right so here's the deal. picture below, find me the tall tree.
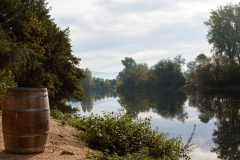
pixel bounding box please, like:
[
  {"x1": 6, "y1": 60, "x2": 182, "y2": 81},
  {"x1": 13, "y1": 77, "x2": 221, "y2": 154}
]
[
  {"x1": 82, "y1": 68, "x2": 95, "y2": 89},
  {"x1": 204, "y1": 3, "x2": 240, "y2": 62},
  {"x1": 0, "y1": 0, "x2": 85, "y2": 101}
]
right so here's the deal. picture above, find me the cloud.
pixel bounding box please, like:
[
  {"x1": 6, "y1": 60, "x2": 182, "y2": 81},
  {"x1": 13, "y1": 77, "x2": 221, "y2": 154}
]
[
  {"x1": 46, "y1": 0, "x2": 240, "y2": 72},
  {"x1": 189, "y1": 147, "x2": 217, "y2": 160}
]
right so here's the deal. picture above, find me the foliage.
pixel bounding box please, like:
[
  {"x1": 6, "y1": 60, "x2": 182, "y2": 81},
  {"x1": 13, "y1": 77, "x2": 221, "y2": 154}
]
[
  {"x1": 204, "y1": 3, "x2": 240, "y2": 61},
  {"x1": 0, "y1": 69, "x2": 17, "y2": 101},
  {"x1": 185, "y1": 61, "x2": 196, "y2": 84},
  {"x1": 0, "y1": 0, "x2": 85, "y2": 102},
  {"x1": 0, "y1": 26, "x2": 40, "y2": 79},
  {"x1": 117, "y1": 57, "x2": 138, "y2": 91},
  {"x1": 188, "y1": 53, "x2": 240, "y2": 87},
  {"x1": 51, "y1": 108, "x2": 197, "y2": 159},
  {"x1": 80, "y1": 109, "x2": 196, "y2": 159},
  {"x1": 117, "y1": 62, "x2": 149, "y2": 92},
  {"x1": 149, "y1": 55, "x2": 186, "y2": 90},
  {"x1": 121, "y1": 57, "x2": 137, "y2": 70},
  {"x1": 86, "y1": 148, "x2": 175, "y2": 160},
  {"x1": 117, "y1": 55, "x2": 186, "y2": 92},
  {"x1": 50, "y1": 108, "x2": 84, "y2": 130},
  {"x1": 183, "y1": 2, "x2": 240, "y2": 89}
]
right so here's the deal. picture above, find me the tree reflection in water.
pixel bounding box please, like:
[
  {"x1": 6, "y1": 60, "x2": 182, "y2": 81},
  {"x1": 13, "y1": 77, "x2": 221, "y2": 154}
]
[
  {"x1": 81, "y1": 90, "x2": 117, "y2": 112},
  {"x1": 117, "y1": 90, "x2": 188, "y2": 122},
  {"x1": 151, "y1": 90, "x2": 188, "y2": 123},
  {"x1": 52, "y1": 100, "x2": 80, "y2": 114},
  {"x1": 67, "y1": 89, "x2": 240, "y2": 159},
  {"x1": 188, "y1": 91, "x2": 240, "y2": 159}
]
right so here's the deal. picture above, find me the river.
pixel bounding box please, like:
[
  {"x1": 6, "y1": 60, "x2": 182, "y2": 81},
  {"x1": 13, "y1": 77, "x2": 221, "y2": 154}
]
[{"x1": 66, "y1": 90, "x2": 240, "y2": 160}]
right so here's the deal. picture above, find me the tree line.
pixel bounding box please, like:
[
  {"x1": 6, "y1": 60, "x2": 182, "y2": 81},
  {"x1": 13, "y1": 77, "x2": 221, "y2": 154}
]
[
  {"x1": 81, "y1": 68, "x2": 116, "y2": 90},
  {"x1": 118, "y1": 2, "x2": 240, "y2": 92},
  {"x1": 116, "y1": 55, "x2": 185, "y2": 92}
]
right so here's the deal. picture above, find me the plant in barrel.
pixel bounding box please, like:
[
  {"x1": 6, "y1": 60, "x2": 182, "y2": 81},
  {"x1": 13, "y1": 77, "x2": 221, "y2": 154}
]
[{"x1": 0, "y1": 0, "x2": 85, "y2": 154}]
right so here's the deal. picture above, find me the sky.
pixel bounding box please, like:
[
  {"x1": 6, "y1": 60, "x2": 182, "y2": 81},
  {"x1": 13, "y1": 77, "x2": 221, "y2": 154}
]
[{"x1": 46, "y1": 0, "x2": 239, "y2": 73}]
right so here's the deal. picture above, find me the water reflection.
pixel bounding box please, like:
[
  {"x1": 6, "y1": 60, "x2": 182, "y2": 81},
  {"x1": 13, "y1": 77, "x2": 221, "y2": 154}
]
[
  {"x1": 151, "y1": 91, "x2": 188, "y2": 123},
  {"x1": 52, "y1": 100, "x2": 79, "y2": 114},
  {"x1": 212, "y1": 117, "x2": 240, "y2": 159},
  {"x1": 82, "y1": 90, "x2": 117, "y2": 112},
  {"x1": 118, "y1": 90, "x2": 188, "y2": 122},
  {"x1": 187, "y1": 91, "x2": 240, "y2": 159},
  {"x1": 65, "y1": 89, "x2": 240, "y2": 159},
  {"x1": 117, "y1": 92, "x2": 152, "y2": 118}
]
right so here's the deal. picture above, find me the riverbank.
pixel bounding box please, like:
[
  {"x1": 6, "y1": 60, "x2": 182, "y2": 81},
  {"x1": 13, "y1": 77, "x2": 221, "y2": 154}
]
[{"x1": 0, "y1": 111, "x2": 97, "y2": 160}]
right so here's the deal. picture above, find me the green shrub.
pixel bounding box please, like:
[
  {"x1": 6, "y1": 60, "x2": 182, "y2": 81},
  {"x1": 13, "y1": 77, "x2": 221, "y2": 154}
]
[
  {"x1": 51, "y1": 108, "x2": 84, "y2": 130},
  {"x1": 86, "y1": 148, "x2": 167, "y2": 160},
  {"x1": 51, "y1": 108, "x2": 197, "y2": 159},
  {"x1": 80, "y1": 109, "x2": 197, "y2": 159}
]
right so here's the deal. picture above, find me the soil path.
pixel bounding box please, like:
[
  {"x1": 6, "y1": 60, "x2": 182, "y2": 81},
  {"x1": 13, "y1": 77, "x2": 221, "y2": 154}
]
[{"x1": 0, "y1": 111, "x2": 97, "y2": 160}]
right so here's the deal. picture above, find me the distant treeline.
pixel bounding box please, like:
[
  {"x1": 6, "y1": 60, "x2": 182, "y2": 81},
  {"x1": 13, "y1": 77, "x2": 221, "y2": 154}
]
[
  {"x1": 117, "y1": 3, "x2": 240, "y2": 92},
  {"x1": 116, "y1": 55, "x2": 185, "y2": 92},
  {"x1": 81, "y1": 68, "x2": 116, "y2": 90}
]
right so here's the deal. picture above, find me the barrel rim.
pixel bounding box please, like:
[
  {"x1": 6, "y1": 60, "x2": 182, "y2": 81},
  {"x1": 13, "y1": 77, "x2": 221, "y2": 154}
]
[{"x1": 7, "y1": 87, "x2": 47, "y2": 92}]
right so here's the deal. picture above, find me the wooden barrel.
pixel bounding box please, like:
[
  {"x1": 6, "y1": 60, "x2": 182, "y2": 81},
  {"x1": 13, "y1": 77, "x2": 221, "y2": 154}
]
[{"x1": 2, "y1": 87, "x2": 50, "y2": 154}]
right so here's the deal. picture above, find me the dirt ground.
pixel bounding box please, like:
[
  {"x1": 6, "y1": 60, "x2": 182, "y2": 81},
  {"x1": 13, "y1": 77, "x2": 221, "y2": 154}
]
[{"x1": 0, "y1": 111, "x2": 97, "y2": 160}]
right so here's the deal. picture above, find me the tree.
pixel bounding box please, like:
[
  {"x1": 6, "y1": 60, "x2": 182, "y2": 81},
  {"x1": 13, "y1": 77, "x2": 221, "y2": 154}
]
[
  {"x1": 117, "y1": 57, "x2": 136, "y2": 80},
  {"x1": 0, "y1": 25, "x2": 40, "y2": 78},
  {"x1": 121, "y1": 57, "x2": 136, "y2": 70},
  {"x1": 185, "y1": 61, "x2": 196, "y2": 83},
  {"x1": 149, "y1": 55, "x2": 185, "y2": 89},
  {"x1": 117, "y1": 57, "x2": 137, "y2": 91},
  {"x1": 82, "y1": 68, "x2": 95, "y2": 89},
  {"x1": 187, "y1": 61, "x2": 196, "y2": 72},
  {"x1": 0, "y1": 69, "x2": 17, "y2": 101},
  {"x1": 194, "y1": 53, "x2": 240, "y2": 86},
  {"x1": 0, "y1": 0, "x2": 85, "y2": 101},
  {"x1": 174, "y1": 54, "x2": 185, "y2": 72},
  {"x1": 195, "y1": 53, "x2": 208, "y2": 65},
  {"x1": 132, "y1": 63, "x2": 149, "y2": 90},
  {"x1": 204, "y1": 3, "x2": 240, "y2": 62},
  {"x1": 117, "y1": 56, "x2": 185, "y2": 92}
]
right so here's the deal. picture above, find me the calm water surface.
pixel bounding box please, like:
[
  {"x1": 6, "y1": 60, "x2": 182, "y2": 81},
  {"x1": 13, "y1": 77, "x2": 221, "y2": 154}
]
[{"x1": 66, "y1": 90, "x2": 240, "y2": 160}]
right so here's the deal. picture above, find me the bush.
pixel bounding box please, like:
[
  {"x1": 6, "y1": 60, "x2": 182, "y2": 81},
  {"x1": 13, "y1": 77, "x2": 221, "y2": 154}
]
[
  {"x1": 50, "y1": 108, "x2": 84, "y2": 130},
  {"x1": 51, "y1": 108, "x2": 197, "y2": 159},
  {"x1": 80, "y1": 109, "x2": 197, "y2": 159}
]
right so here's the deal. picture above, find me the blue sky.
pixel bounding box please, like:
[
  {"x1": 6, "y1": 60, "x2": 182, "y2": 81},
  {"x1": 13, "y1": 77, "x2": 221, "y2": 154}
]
[{"x1": 46, "y1": 0, "x2": 239, "y2": 72}]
